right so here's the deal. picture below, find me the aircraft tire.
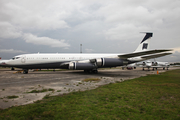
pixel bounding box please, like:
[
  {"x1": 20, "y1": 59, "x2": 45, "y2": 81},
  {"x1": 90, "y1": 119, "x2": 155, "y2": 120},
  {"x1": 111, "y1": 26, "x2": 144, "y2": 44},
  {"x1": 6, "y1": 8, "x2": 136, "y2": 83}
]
[
  {"x1": 23, "y1": 69, "x2": 28, "y2": 74},
  {"x1": 84, "y1": 70, "x2": 88, "y2": 73},
  {"x1": 92, "y1": 70, "x2": 98, "y2": 74},
  {"x1": 11, "y1": 67, "x2": 15, "y2": 71}
]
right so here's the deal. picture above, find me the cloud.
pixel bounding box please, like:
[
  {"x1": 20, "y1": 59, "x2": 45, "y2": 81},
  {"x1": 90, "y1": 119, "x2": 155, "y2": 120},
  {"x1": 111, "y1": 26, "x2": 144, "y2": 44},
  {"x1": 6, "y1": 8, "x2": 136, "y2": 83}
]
[
  {"x1": 85, "y1": 48, "x2": 94, "y2": 53},
  {"x1": 0, "y1": 0, "x2": 70, "y2": 30},
  {"x1": 0, "y1": 49, "x2": 26, "y2": 53},
  {"x1": 95, "y1": 0, "x2": 180, "y2": 41},
  {"x1": 172, "y1": 47, "x2": 180, "y2": 53},
  {"x1": 23, "y1": 33, "x2": 70, "y2": 48},
  {"x1": 0, "y1": 22, "x2": 22, "y2": 39},
  {"x1": 103, "y1": 23, "x2": 149, "y2": 40}
]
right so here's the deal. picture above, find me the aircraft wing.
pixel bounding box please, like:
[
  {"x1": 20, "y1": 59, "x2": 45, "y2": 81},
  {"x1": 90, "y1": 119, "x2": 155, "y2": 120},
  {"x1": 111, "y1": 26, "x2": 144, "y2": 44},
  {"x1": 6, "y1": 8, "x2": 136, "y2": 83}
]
[
  {"x1": 141, "y1": 52, "x2": 172, "y2": 59},
  {"x1": 118, "y1": 49, "x2": 172, "y2": 59}
]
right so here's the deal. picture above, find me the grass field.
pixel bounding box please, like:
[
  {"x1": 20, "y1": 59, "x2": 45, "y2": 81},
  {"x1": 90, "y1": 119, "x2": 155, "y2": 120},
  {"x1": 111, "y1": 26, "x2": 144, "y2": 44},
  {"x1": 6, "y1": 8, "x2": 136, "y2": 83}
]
[{"x1": 0, "y1": 69, "x2": 180, "y2": 120}]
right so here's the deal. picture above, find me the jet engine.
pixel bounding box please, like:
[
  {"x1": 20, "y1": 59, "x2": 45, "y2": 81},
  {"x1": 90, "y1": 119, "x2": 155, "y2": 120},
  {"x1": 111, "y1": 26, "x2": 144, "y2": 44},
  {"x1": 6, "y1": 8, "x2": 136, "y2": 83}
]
[
  {"x1": 152, "y1": 62, "x2": 158, "y2": 66},
  {"x1": 69, "y1": 62, "x2": 96, "y2": 70},
  {"x1": 96, "y1": 58, "x2": 128, "y2": 67}
]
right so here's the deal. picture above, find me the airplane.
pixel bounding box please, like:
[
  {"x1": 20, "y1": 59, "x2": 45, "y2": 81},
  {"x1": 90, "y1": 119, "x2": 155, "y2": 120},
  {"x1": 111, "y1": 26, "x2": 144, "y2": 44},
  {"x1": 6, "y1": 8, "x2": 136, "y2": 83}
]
[
  {"x1": 0, "y1": 59, "x2": 15, "y2": 70},
  {"x1": 136, "y1": 60, "x2": 170, "y2": 71},
  {"x1": 0, "y1": 59, "x2": 9, "y2": 66},
  {"x1": 122, "y1": 63, "x2": 136, "y2": 70},
  {"x1": 122, "y1": 60, "x2": 171, "y2": 71},
  {"x1": 0, "y1": 33, "x2": 172, "y2": 74}
]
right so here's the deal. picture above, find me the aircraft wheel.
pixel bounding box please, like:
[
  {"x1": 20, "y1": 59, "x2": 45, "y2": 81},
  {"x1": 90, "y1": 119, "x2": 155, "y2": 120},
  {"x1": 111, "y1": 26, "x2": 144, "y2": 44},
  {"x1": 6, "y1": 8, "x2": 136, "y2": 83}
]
[
  {"x1": 84, "y1": 70, "x2": 89, "y2": 73},
  {"x1": 23, "y1": 69, "x2": 28, "y2": 74},
  {"x1": 92, "y1": 70, "x2": 98, "y2": 74},
  {"x1": 84, "y1": 70, "x2": 91, "y2": 73},
  {"x1": 11, "y1": 67, "x2": 15, "y2": 71}
]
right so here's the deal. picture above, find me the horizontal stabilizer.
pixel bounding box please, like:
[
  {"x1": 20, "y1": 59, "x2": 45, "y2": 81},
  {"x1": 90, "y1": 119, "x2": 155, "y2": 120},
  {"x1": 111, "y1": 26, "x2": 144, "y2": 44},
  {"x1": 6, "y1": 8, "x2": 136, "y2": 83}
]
[{"x1": 118, "y1": 49, "x2": 172, "y2": 59}]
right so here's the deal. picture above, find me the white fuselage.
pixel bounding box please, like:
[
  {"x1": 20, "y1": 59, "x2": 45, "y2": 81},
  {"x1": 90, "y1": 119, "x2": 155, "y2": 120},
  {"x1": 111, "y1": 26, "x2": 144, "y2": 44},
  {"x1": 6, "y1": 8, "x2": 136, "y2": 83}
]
[
  {"x1": 3, "y1": 53, "x2": 120, "y2": 69},
  {"x1": 156, "y1": 62, "x2": 169, "y2": 67},
  {"x1": 136, "y1": 61, "x2": 170, "y2": 69}
]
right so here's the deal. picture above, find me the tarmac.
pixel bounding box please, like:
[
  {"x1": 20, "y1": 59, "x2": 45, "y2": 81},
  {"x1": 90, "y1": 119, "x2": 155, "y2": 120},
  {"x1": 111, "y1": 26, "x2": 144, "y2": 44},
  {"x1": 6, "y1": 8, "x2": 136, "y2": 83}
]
[{"x1": 0, "y1": 67, "x2": 179, "y2": 109}]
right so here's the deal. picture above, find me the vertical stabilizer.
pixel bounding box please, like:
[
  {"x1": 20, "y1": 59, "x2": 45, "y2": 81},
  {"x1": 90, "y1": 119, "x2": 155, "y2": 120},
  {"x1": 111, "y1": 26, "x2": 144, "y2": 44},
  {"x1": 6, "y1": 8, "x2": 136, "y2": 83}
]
[{"x1": 134, "y1": 33, "x2": 153, "y2": 53}]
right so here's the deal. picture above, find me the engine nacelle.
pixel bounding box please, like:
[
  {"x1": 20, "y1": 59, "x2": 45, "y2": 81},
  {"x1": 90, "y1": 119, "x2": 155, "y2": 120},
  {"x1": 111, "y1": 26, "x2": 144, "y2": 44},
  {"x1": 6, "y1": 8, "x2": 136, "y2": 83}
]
[
  {"x1": 69, "y1": 62, "x2": 96, "y2": 70},
  {"x1": 152, "y1": 62, "x2": 158, "y2": 66},
  {"x1": 96, "y1": 58, "x2": 128, "y2": 67}
]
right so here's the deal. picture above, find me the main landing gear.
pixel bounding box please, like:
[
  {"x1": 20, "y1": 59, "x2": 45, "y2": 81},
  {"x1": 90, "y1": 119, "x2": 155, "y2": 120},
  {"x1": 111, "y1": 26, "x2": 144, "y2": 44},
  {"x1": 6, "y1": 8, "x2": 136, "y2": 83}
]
[
  {"x1": 163, "y1": 67, "x2": 168, "y2": 70},
  {"x1": 152, "y1": 68, "x2": 157, "y2": 71},
  {"x1": 11, "y1": 67, "x2": 15, "y2": 70},
  {"x1": 23, "y1": 69, "x2": 28, "y2": 74}
]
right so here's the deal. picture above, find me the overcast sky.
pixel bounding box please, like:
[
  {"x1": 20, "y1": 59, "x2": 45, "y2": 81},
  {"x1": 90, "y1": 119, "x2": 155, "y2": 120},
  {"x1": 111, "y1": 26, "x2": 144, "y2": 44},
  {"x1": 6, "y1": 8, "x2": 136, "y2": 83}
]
[{"x1": 0, "y1": 0, "x2": 180, "y2": 62}]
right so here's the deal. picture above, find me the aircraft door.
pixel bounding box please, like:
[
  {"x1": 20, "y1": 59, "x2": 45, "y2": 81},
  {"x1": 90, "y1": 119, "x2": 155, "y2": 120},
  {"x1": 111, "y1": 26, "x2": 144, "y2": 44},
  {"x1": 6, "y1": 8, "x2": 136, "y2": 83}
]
[{"x1": 21, "y1": 56, "x2": 26, "y2": 63}]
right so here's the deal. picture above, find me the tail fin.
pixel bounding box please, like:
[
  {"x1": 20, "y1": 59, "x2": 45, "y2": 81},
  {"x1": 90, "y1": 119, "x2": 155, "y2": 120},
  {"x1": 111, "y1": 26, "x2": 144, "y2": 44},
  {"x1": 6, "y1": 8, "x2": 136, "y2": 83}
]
[{"x1": 134, "y1": 33, "x2": 153, "y2": 53}]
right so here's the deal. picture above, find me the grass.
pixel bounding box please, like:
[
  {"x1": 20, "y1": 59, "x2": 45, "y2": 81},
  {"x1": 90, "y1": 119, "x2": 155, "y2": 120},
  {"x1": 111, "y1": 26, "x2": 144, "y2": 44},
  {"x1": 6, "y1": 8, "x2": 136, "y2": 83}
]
[
  {"x1": 57, "y1": 90, "x2": 61, "y2": 92},
  {"x1": 28, "y1": 88, "x2": 55, "y2": 93},
  {"x1": 0, "y1": 69, "x2": 180, "y2": 119},
  {"x1": 6, "y1": 95, "x2": 19, "y2": 99}
]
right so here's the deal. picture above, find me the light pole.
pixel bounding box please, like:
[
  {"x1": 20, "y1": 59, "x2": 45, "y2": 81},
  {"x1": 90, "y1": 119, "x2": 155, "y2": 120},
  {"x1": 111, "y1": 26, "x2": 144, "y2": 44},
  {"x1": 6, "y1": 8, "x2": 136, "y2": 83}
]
[{"x1": 80, "y1": 44, "x2": 82, "y2": 53}]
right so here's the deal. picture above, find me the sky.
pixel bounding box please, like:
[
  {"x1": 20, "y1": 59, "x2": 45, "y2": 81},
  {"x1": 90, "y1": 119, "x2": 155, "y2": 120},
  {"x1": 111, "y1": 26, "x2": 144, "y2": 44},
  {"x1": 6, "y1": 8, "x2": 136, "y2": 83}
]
[{"x1": 0, "y1": 0, "x2": 180, "y2": 62}]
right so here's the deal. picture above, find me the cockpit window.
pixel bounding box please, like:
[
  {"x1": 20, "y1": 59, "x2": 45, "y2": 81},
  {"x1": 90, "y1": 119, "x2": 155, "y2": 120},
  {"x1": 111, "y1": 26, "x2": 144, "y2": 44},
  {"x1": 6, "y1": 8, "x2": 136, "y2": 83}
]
[
  {"x1": 15, "y1": 57, "x2": 20, "y2": 59},
  {"x1": 12, "y1": 57, "x2": 15, "y2": 60}
]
